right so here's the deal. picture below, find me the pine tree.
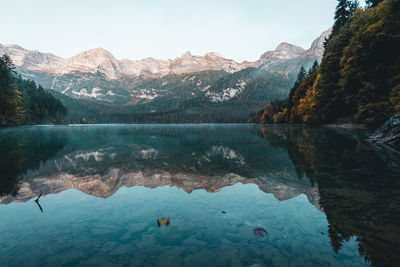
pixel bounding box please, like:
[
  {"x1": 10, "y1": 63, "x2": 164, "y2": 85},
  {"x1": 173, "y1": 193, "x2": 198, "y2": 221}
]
[
  {"x1": 332, "y1": 0, "x2": 351, "y2": 36},
  {"x1": 366, "y1": 0, "x2": 383, "y2": 7},
  {"x1": 308, "y1": 60, "x2": 319, "y2": 75},
  {"x1": 0, "y1": 54, "x2": 15, "y2": 90},
  {"x1": 286, "y1": 0, "x2": 400, "y2": 126},
  {"x1": 332, "y1": 0, "x2": 359, "y2": 36},
  {"x1": 349, "y1": 0, "x2": 360, "y2": 13},
  {"x1": 287, "y1": 66, "x2": 308, "y2": 120},
  {"x1": 294, "y1": 66, "x2": 307, "y2": 88},
  {"x1": 0, "y1": 54, "x2": 24, "y2": 124},
  {"x1": 1, "y1": 54, "x2": 67, "y2": 125}
]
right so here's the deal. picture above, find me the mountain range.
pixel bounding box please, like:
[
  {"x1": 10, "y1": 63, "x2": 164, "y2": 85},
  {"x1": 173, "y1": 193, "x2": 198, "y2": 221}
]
[
  {"x1": 0, "y1": 29, "x2": 330, "y2": 80},
  {"x1": 0, "y1": 29, "x2": 331, "y2": 123}
]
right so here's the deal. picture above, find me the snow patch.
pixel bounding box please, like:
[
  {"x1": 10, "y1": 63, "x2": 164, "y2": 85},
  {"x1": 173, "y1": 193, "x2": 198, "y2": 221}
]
[
  {"x1": 75, "y1": 151, "x2": 104, "y2": 161},
  {"x1": 106, "y1": 90, "x2": 115, "y2": 96},
  {"x1": 205, "y1": 80, "x2": 247, "y2": 102},
  {"x1": 205, "y1": 146, "x2": 245, "y2": 165},
  {"x1": 72, "y1": 87, "x2": 103, "y2": 98},
  {"x1": 61, "y1": 86, "x2": 71, "y2": 94},
  {"x1": 201, "y1": 85, "x2": 211, "y2": 91},
  {"x1": 131, "y1": 88, "x2": 161, "y2": 100},
  {"x1": 132, "y1": 148, "x2": 159, "y2": 160}
]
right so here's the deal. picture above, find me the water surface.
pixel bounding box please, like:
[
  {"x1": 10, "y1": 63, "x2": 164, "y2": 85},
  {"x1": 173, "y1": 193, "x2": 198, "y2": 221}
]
[{"x1": 0, "y1": 124, "x2": 399, "y2": 266}]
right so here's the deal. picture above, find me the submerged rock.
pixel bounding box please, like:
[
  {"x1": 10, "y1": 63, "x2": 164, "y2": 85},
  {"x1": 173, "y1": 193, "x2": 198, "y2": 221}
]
[
  {"x1": 253, "y1": 227, "x2": 268, "y2": 237},
  {"x1": 157, "y1": 217, "x2": 170, "y2": 227},
  {"x1": 369, "y1": 114, "x2": 400, "y2": 152}
]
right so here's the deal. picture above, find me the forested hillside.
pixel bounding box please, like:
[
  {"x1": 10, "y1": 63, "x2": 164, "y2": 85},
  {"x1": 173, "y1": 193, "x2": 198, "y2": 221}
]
[
  {"x1": 251, "y1": 0, "x2": 399, "y2": 127},
  {"x1": 0, "y1": 54, "x2": 291, "y2": 124},
  {"x1": 48, "y1": 67, "x2": 292, "y2": 123},
  {"x1": 0, "y1": 55, "x2": 67, "y2": 125}
]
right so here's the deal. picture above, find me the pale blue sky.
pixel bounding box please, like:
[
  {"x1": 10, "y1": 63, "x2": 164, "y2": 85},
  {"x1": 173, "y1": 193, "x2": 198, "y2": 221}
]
[{"x1": 0, "y1": 0, "x2": 366, "y2": 62}]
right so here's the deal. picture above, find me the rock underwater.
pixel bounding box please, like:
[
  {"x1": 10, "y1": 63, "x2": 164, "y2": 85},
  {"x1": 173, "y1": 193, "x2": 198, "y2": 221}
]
[{"x1": 369, "y1": 114, "x2": 400, "y2": 152}]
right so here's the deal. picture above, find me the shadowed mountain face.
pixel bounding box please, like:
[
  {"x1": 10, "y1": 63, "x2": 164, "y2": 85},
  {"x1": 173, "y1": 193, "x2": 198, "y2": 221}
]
[{"x1": 0, "y1": 124, "x2": 399, "y2": 266}]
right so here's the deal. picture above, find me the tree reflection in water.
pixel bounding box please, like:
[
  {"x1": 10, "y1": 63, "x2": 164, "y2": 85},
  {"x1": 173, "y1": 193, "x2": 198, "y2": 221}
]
[
  {"x1": 0, "y1": 127, "x2": 67, "y2": 197},
  {"x1": 0, "y1": 125, "x2": 398, "y2": 266},
  {"x1": 257, "y1": 126, "x2": 400, "y2": 266}
]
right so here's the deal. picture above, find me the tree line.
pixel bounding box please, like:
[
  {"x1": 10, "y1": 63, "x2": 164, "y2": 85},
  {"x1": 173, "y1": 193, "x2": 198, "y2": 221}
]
[
  {"x1": 250, "y1": 0, "x2": 399, "y2": 127},
  {"x1": 0, "y1": 54, "x2": 67, "y2": 125}
]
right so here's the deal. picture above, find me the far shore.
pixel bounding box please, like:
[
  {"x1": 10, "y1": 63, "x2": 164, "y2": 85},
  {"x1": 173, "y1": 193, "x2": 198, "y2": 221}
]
[
  {"x1": 0, "y1": 122, "x2": 370, "y2": 129},
  {"x1": 323, "y1": 123, "x2": 367, "y2": 129}
]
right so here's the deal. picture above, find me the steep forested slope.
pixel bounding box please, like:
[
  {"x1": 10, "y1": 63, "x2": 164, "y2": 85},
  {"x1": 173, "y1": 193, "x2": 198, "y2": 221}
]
[{"x1": 252, "y1": 0, "x2": 399, "y2": 127}]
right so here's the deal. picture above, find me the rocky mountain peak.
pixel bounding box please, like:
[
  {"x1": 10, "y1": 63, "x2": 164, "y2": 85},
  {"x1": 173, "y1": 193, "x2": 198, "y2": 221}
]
[
  {"x1": 0, "y1": 29, "x2": 329, "y2": 80},
  {"x1": 276, "y1": 42, "x2": 302, "y2": 51},
  {"x1": 304, "y1": 28, "x2": 332, "y2": 57},
  {"x1": 68, "y1": 47, "x2": 120, "y2": 79},
  {"x1": 260, "y1": 42, "x2": 305, "y2": 62},
  {"x1": 205, "y1": 52, "x2": 222, "y2": 59},
  {"x1": 71, "y1": 47, "x2": 116, "y2": 62},
  {"x1": 181, "y1": 51, "x2": 193, "y2": 58},
  {"x1": 3, "y1": 44, "x2": 25, "y2": 50}
]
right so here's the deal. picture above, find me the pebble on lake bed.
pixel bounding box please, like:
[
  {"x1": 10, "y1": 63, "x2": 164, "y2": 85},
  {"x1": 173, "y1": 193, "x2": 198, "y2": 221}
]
[
  {"x1": 253, "y1": 227, "x2": 268, "y2": 237},
  {"x1": 157, "y1": 217, "x2": 170, "y2": 227}
]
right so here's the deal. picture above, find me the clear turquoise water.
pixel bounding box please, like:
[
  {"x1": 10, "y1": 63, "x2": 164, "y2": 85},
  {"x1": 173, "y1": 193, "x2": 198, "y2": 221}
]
[{"x1": 0, "y1": 124, "x2": 399, "y2": 266}]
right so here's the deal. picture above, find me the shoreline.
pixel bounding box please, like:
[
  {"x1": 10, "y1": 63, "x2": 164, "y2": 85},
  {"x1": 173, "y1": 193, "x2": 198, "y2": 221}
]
[
  {"x1": 323, "y1": 123, "x2": 367, "y2": 129},
  {"x1": 0, "y1": 122, "x2": 370, "y2": 129}
]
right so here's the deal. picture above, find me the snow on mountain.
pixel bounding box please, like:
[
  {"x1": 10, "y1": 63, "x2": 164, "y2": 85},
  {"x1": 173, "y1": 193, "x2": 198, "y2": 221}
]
[
  {"x1": 205, "y1": 80, "x2": 248, "y2": 102},
  {"x1": 72, "y1": 87, "x2": 104, "y2": 98}
]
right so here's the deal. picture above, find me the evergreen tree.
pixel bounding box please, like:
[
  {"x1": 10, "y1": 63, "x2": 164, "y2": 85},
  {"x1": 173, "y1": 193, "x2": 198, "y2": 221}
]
[
  {"x1": 332, "y1": 0, "x2": 359, "y2": 37},
  {"x1": 308, "y1": 60, "x2": 319, "y2": 75},
  {"x1": 0, "y1": 54, "x2": 67, "y2": 125},
  {"x1": 349, "y1": 0, "x2": 360, "y2": 14},
  {"x1": 294, "y1": 66, "x2": 307, "y2": 88},
  {"x1": 287, "y1": 66, "x2": 307, "y2": 120},
  {"x1": 366, "y1": 0, "x2": 383, "y2": 8},
  {"x1": 284, "y1": 0, "x2": 400, "y2": 126},
  {"x1": 332, "y1": 0, "x2": 351, "y2": 36},
  {"x1": 0, "y1": 54, "x2": 24, "y2": 124},
  {"x1": 253, "y1": 0, "x2": 400, "y2": 126}
]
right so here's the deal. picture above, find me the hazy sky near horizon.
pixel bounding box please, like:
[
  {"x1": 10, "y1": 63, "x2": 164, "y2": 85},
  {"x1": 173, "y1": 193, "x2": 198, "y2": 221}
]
[{"x1": 1, "y1": 0, "x2": 366, "y2": 62}]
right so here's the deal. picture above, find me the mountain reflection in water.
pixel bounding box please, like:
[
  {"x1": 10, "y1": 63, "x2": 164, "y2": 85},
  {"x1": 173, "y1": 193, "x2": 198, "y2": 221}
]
[{"x1": 0, "y1": 124, "x2": 399, "y2": 266}]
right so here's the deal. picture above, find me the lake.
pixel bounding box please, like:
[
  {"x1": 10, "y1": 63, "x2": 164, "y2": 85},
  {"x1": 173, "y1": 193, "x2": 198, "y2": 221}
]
[{"x1": 0, "y1": 124, "x2": 399, "y2": 266}]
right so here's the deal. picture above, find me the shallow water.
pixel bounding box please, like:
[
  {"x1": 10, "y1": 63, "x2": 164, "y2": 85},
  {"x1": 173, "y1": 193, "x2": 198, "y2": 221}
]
[{"x1": 0, "y1": 124, "x2": 399, "y2": 266}]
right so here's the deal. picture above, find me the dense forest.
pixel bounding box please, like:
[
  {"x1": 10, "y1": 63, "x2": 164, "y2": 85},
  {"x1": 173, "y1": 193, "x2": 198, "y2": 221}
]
[
  {"x1": 250, "y1": 0, "x2": 399, "y2": 127},
  {"x1": 0, "y1": 54, "x2": 67, "y2": 126}
]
